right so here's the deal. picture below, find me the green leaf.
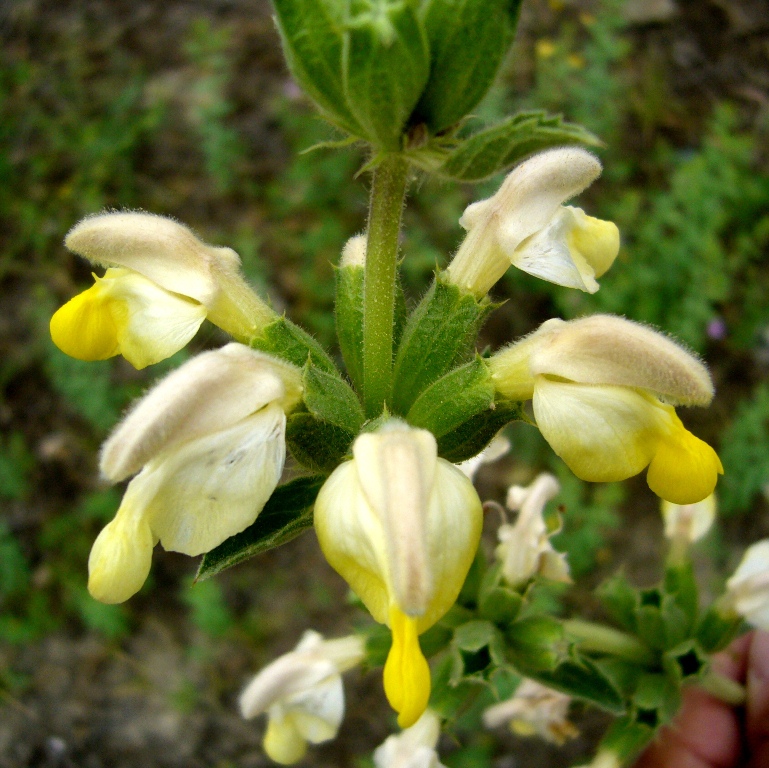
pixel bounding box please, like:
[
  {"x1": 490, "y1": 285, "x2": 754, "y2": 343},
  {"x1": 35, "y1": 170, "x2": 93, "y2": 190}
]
[
  {"x1": 437, "y1": 112, "x2": 602, "y2": 182},
  {"x1": 696, "y1": 606, "x2": 743, "y2": 653},
  {"x1": 302, "y1": 362, "x2": 364, "y2": 431},
  {"x1": 252, "y1": 316, "x2": 338, "y2": 373},
  {"x1": 407, "y1": 357, "x2": 495, "y2": 438},
  {"x1": 429, "y1": 653, "x2": 481, "y2": 721},
  {"x1": 435, "y1": 399, "x2": 521, "y2": 463},
  {"x1": 286, "y1": 412, "x2": 355, "y2": 472},
  {"x1": 451, "y1": 620, "x2": 506, "y2": 683},
  {"x1": 664, "y1": 561, "x2": 699, "y2": 630},
  {"x1": 663, "y1": 640, "x2": 708, "y2": 684},
  {"x1": 196, "y1": 476, "x2": 324, "y2": 580},
  {"x1": 272, "y1": 0, "x2": 363, "y2": 135},
  {"x1": 392, "y1": 277, "x2": 493, "y2": 414},
  {"x1": 335, "y1": 263, "x2": 365, "y2": 392},
  {"x1": 344, "y1": 0, "x2": 430, "y2": 149},
  {"x1": 528, "y1": 657, "x2": 626, "y2": 715},
  {"x1": 505, "y1": 615, "x2": 567, "y2": 672},
  {"x1": 632, "y1": 672, "x2": 681, "y2": 728},
  {"x1": 414, "y1": 0, "x2": 522, "y2": 133},
  {"x1": 478, "y1": 561, "x2": 522, "y2": 626},
  {"x1": 600, "y1": 718, "x2": 657, "y2": 764},
  {"x1": 598, "y1": 572, "x2": 639, "y2": 632}
]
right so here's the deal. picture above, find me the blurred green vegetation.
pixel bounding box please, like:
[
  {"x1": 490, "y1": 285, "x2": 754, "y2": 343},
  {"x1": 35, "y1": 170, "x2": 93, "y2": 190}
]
[{"x1": 0, "y1": 0, "x2": 767, "y2": 663}]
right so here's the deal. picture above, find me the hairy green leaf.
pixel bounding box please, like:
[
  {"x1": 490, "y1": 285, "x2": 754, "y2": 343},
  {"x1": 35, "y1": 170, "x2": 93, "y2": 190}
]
[
  {"x1": 196, "y1": 476, "x2": 325, "y2": 580},
  {"x1": 437, "y1": 112, "x2": 602, "y2": 182}
]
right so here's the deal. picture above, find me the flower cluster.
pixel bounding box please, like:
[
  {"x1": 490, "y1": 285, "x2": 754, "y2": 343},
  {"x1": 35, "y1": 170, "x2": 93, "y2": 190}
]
[{"x1": 50, "y1": 143, "x2": 727, "y2": 764}]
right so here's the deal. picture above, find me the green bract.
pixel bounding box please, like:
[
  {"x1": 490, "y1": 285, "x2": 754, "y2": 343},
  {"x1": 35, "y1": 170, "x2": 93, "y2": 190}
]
[{"x1": 414, "y1": 0, "x2": 523, "y2": 134}]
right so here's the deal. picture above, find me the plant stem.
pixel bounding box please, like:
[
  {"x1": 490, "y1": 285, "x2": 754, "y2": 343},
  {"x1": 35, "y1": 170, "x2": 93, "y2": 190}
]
[
  {"x1": 698, "y1": 671, "x2": 746, "y2": 705},
  {"x1": 362, "y1": 154, "x2": 409, "y2": 417},
  {"x1": 564, "y1": 619, "x2": 656, "y2": 665}
]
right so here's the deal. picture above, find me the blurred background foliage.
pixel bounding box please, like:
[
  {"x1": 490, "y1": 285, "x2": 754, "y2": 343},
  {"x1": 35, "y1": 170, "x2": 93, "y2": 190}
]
[{"x1": 1, "y1": 0, "x2": 768, "y2": 765}]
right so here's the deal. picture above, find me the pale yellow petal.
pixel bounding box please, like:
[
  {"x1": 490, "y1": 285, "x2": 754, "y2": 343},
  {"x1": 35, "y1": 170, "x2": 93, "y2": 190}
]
[
  {"x1": 87, "y1": 480, "x2": 156, "y2": 604},
  {"x1": 533, "y1": 378, "x2": 659, "y2": 482},
  {"x1": 263, "y1": 714, "x2": 308, "y2": 765},
  {"x1": 145, "y1": 405, "x2": 286, "y2": 555},
  {"x1": 96, "y1": 268, "x2": 206, "y2": 369},
  {"x1": 565, "y1": 206, "x2": 620, "y2": 278},
  {"x1": 510, "y1": 207, "x2": 601, "y2": 292},
  {"x1": 314, "y1": 461, "x2": 391, "y2": 624},
  {"x1": 417, "y1": 460, "x2": 483, "y2": 631},
  {"x1": 284, "y1": 676, "x2": 344, "y2": 743}
]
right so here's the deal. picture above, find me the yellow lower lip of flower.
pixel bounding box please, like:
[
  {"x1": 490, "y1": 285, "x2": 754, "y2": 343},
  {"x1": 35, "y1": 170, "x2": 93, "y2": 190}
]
[
  {"x1": 383, "y1": 606, "x2": 431, "y2": 729},
  {"x1": 50, "y1": 282, "x2": 120, "y2": 361},
  {"x1": 263, "y1": 715, "x2": 308, "y2": 765},
  {"x1": 647, "y1": 417, "x2": 723, "y2": 505}
]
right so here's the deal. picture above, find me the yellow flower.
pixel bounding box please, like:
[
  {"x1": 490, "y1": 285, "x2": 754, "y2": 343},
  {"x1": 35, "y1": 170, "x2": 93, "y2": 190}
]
[
  {"x1": 314, "y1": 421, "x2": 483, "y2": 728},
  {"x1": 51, "y1": 212, "x2": 275, "y2": 368},
  {"x1": 489, "y1": 315, "x2": 722, "y2": 504},
  {"x1": 88, "y1": 344, "x2": 302, "y2": 603},
  {"x1": 445, "y1": 148, "x2": 619, "y2": 297},
  {"x1": 239, "y1": 630, "x2": 365, "y2": 765}
]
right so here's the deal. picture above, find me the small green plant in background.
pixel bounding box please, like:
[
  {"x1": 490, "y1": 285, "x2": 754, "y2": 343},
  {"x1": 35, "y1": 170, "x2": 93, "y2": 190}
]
[{"x1": 719, "y1": 383, "x2": 769, "y2": 515}]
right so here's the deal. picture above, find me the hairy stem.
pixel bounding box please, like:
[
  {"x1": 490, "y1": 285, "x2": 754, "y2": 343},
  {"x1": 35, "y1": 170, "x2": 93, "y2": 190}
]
[{"x1": 362, "y1": 155, "x2": 409, "y2": 417}]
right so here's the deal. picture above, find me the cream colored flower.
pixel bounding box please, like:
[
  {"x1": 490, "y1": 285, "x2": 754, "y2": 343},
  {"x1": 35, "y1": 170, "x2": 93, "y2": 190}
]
[
  {"x1": 457, "y1": 434, "x2": 510, "y2": 480},
  {"x1": 661, "y1": 494, "x2": 716, "y2": 543},
  {"x1": 240, "y1": 630, "x2": 365, "y2": 765},
  {"x1": 496, "y1": 473, "x2": 570, "y2": 588},
  {"x1": 88, "y1": 344, "x2": 302, "y2": 603},
  {"x1": 314, "y1": 420, "x2": 483, "y2": 728},
  {"x1": 489, "y1": 315, "x2": 722, "y2": 504},
  {"x1": 445, "y1": 148, "x2": 619, "y2": 297},
  {"x1": 50, "y1": 212, "x2": 275, "y2": 368},
  {"x1": 724, "y1": 540, "x2": 769, "y2": 630},
  {"x1": 483, "y1": 679, "x2": 578, "y2": 745},
  {"x1": 373, "y1": 710, "x2": 446, "y2": 768}
]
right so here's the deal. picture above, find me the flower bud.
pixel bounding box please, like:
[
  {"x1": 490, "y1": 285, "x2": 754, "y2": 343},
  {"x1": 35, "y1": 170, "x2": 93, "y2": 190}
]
[
  {"x1": 240, "y1": 630, "x2": 365, "y2": 765},
  {"x1": 489, "y1": 315, "x2": 722, "y2": 505},
  {"x1": 445, "y1": 148, "x2": 619, "y2": 297},
  {"x1": 723, "y1": 540, "x2": 769, "y2": 630},
  {"x1": 483, "y1": 679, "x2": 578, "y2": 745},
  {"x1": 661, "y1": 494, "x2": 716, "y2": 544},
  {"x1": 496, "y1": 474, "x2": 570, "y2": 588},
  {"x1": 314, "y1": 420, "x2": 483, "y2": 728},
  {"x1": 373, "y1": 710, "x2": 445, "y2": 768},
  {"x1": 51, "y1": 212, "x2": 275, "y2": 368},
  {"x1": 88, "y1": 345, "x2": 302, "y2": 603}
]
